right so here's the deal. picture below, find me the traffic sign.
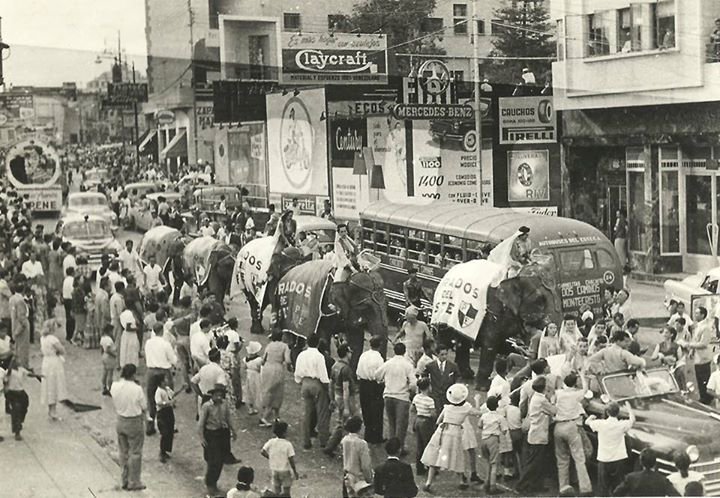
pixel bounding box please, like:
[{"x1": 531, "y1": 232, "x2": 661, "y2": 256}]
[
  {"x1": 156, "y1": 110, "x2": 175, "y2": 125},
  {"x1": 391, "y1": 103, "x2": 474, "y2": 120}
]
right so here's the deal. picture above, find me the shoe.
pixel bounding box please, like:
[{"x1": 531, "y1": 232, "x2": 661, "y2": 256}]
[
  {"x1": 126, "y1": 484, "x2": 147, "y2": 491},
  {"x1": 146, "y1": 428, "x2": 156, "y2": 436},
  {"x1": 470, "y1": 473, "x2": 483, "y2": 484},
  {"x1": 258, "y1": 419, "x2": 272, "y2": 427},
  {"x1": 159, "y1": 452, "x2": 169, "y2": 463},
  {"x1": 248, "y1": 409, "x2": 258, "y2": 415},
  {"x1": 559, "y1": 485, "x2": 575, "y2": 496},
  {"x1": 303, "y1": 443, "x2": 312, "y2": 450},
  {"x1": 322, "y1": 447, "x2": 335, "y2": 458},
  {"x1": 14, "y1": 433, "x2": 22, "y2": 441},
  {"x1": 185, "y1": 386, "x2": 192, "y2": 394},
  {"x1": 0, "y1": 436, "x2": 4, "y2": 442},
  {"x1": 422, "y1": 484, "x2": 432, "y2": 493},
  {"x1": 206, "y1": 486, "x2": 221, "y2": 496},
  {"x1": 173, "y1": 428, "x2": 179, "y2": 434},
  {"x1": 458, "y1": 482, "x2": 469, "y2": 490},
  {"x1": 225, "y1": 455, "x2": 242, "y2": 465},
  {"x1": 102, "y1": 389, "x2": 111, "y2": 397}
]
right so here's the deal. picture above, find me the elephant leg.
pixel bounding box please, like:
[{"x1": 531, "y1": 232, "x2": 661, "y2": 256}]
[
  {"x1": 347, "y1": 327, "x2": 365, "y2": 372},
  {"x1": 247, "y1": 294, "x2": 265, "y2": 335},
  {"x1": 474, "y1": 344, "x2": 498, "y2": 392},
  {"x1": 454, "y1": 340, "x2": 474, "y2": 380}
]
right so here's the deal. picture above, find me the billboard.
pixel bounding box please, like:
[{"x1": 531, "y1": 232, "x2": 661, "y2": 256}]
[
  {"x1": 0, "y1": 94, "x2": 34, "y2": 122},
  {"x1": 266, "y1": 88, "x2": 329, "y2": 196},
  {"x1": 507, "y1": 149, "x2": 550, "y2": 202},
  {"x1": 499, "y1": 96, "x2": 556, "y2": 145},
  {"x1": 5, "y1": 138, "x2": 62, "y2": 212},
  {"x1": 280, "y1": 33, "x2": 388, "y2": 85}
]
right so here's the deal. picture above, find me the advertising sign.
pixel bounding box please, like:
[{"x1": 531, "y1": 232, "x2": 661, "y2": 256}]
[
  {"x1": 266, "y1": 88, "x2": 329, "y2": 196},
  {"x1": 330, "y1": 118, "x2": 366, "y2": 168},
  {"x1": 15, "y1": 188, "x2": 63, "y2": 212},
  {"x1": 507, "y1": 150, "x2": 550, "y2": 202},
  {"x1": 511, "y1": 206, "x2": 558, "y2": 216},
  {"x1": 6, "y1": 138, "x2": 61, "y2": 188},
  {"x1": 391, "y1": 103, "x2": 474, "y2": 120},
  {"x1": 107, "y1": 82, "x2": 149, "y2": 103},
  {"x1": 431, "y1": 260, "x2": 507, "y2": 341},
  {"x1": 213, "y1": 81, "x2": 280, "y2": 123},
  {"x1": 280, "y1": 33, "x2": 388, "y2": 85},
  {"x1": 281, "y1": 194, "x2": 317, "y2": 215},
  {"x1": 499, "y1": 96, "x2": 556, "y2": 144},
  {"x1": 0, "y1": 94, "x2": 34, "y2": 121},
  {"x1": 196, "y1": 101, "x2": 214, "y2": 129}
]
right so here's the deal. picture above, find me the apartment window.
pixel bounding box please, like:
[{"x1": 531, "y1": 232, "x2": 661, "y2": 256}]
[
  {"x1": 657, "y1": 1, "x2": 675, "y2": 49},
  {"x1": 587, "y1": 12, "x2": 612, "y2": 56},
  {"x1": 328, "y1": 14, "x2": 351, "y2": 32},
  {"x1": 208, "y1": 0, "x2": 220, "y2": 29},
  {"x1": 421, "y1": 17, "x2": 444, "y2": 33},
  {"x1": 283, "y1": 13, "x2": 301, "y2": 31},
  {"x1": 556, "y1": 19, "x2": 565, "y2": 61},
  {"x1": 450, "y1": 70, "x2": 464, "y2": 82},
  {"x1": 476, "y1": 19, "x2": 486, "y2": 35},
  {"x1": 490, "y1": 19, "x2": 506, "y2": 36},
  {"x1": 454, "y1": 4, "x2": 468, "y2": 35}
]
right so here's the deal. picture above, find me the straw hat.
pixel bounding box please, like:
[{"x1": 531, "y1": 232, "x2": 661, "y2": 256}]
[
  {"x1": 246, "y1": 341, "x2": 262, "y2": 355},
  {"x1": 446, "y1": 383, "x2": 469, "y2": 405}
]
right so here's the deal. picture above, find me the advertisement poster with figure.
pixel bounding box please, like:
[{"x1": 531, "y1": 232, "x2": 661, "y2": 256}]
[
  {"x1": 507, "y1": 149, "x2": 550, "y2": 202},
  {"x1": 368, "y1": 115, "x2": 412, "y2": 203},
  {"x1": 330, "y1": 117, "x2": 371, "y2": 219},
  {"x1": 266, "y1": 88, "x2": 329, "y2": 196},
  {"x1": 5, "y1": 137, "x2": 62, "y2": 212}
]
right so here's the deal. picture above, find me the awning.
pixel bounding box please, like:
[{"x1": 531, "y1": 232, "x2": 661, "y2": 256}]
[
  {"x1": 160, "y1": 130, "x2": 187, "y2": 159},
  {"x1": 138, "y1": 129, "x2": 158, "y2": 154}
]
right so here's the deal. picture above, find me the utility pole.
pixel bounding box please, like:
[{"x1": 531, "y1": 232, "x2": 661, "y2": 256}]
[
  {"x1": 471, "y1": 0, "x2": 483, "y2": 206},
  {"x1": 188, "y1": 0, "x2": 199, "y2": 167},
  {"x1": 0, "y1": 17, "x2": 10, "y2": 88},
  {"x1": 133, "y1": 61, "x2": 140, "y2": 169}
]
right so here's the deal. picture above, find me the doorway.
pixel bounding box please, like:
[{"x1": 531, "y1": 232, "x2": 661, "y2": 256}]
[{"x1": 684, "y1": 171, "x2": 720, "y2": 271}]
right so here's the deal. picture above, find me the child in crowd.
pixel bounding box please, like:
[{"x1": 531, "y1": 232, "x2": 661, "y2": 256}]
[
  {"x1": 226, "y1": 466, "x2": 261, "y2": 498},
  {"x1": 478, "y1": 395, "x2": 508, "y2": 494},
  {"x1": 341, "y1": 416, "x2": 374, "y2": 497},
  {"x1": 503, "y1": 392, "x2": 522, "y2": 479},
  {"x1": 100, "y1": 324, "x2": 116, "y2": 396},
  {"x1": 415, "y1": 339, "x2": 436, "y2": 379},
  {"x1": 373, "y1": 438, "x2": 418, "y2": 498},
  {"x1": 242, "y1": 341, "x2": 262, "y2": 415},
  {"x1": 411, "y1": 377, "x2": 436, "y2": 475},
  {"x1": 260, "y1": 420, "x2": 299, "y2": 497},
  {"x1": 3, "y1": 357, "x2": 40, "y2": 440},
  {"x1": 155, "y1": 375, "x2": 177, "y2": 463},
  {"x1": 143, "y1": 302, "x2": 159, "y2": 344}
]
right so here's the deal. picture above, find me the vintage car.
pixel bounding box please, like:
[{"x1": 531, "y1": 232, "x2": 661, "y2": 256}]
[
  {"x1": 59, "y1": 214, "x2": 122, "y2": 270},
  {"x1": 178, "y1": 172, "x2": 212, "y2": 186},
  {"x1": 295, "y1": 215, "x2": 337, "y2": 254},
  {"x1": 126, "y1": 192, "x2": 184, "y2": 232},
  {"x1": 584, "y1": 367, "x2": 720, "y2": 494},
  {"x1": 61, "y1": 192, "x2": 118, "y2": 229},
  {"x1": 81, "y1": 167, "x2": 110, "y2": 191},
  {"x1": 429, "y1": 98, "x2": 490, "y2": 152},
  {"x1": 124, "y1": 181, "x2": 166, "y2": 198},
  {"x1": 193, "y1": 185, "x2": 244, "y2": 212},
  {"x1": 663, "y1": 267, "x2": 720, "y2": 308}
]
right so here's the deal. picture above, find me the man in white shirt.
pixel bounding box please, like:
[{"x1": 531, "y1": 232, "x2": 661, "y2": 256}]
[
  {"x1": 107, "y1": 261, "x2": 125, "y2": 295},
  {"x1": 62, "y1": 267, "x2": 76, "y2": 341},
  {"x1": 143, "y1": 254, "x2": 165, "y2": 297},
  {"x1": 62, "y1": 246, "x2": 77, "y2": 275},
  {"x1": 294, "y1": 334, "x2": 331, "y2": 450},
  {"x1": 190, "y1": 319, "x2": 212, "y2": 370},
  {"x1": 375, "y1": 342, "x2": 416, "y2": 454},
  {"x1": 200, "y1": 219, "x2": 216, "y2": 238},
  {"x1": 144, "y1": 322, "x2": 177, "y2": 436},
  {"x1": 118, "y1": 241, "x2": 144, "y2": 287},
  {"x1": 21, "y1": 252, "x2": 44, "y2": 281},
  {"x1": 110, "y1": 364, "x2": 147, "y2": 491},
  {"x1": 585, "y1": 401, "x2": 635, "y2": 496},
  {"x1": 356, "y1": 335, "x2": 386, "y2": 444},
  {"x1": 191, "y1": 348, "x2": 226, "y2": 407}
]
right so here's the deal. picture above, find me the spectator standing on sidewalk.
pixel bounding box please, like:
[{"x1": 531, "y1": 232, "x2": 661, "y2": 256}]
[
  {"x1": 100, "y1": 325, "x2": 116, "y2": 395},
  {"x1": 145, "y1": 322, "x2": 177, "y2": 436},
  {"x1": 110, "y1": 364, "x2": 147, "y2": 491},
  {"x1": 3, "y1": 357, "x2": 39, "y2": 440},
  {"x1": 585, "y1": 401, "x2": 635, "y2": 496},
  {"x1": 375, "y1": 343, "x2": 416, "y2": 455},
  {"x1": 199, "y1": 383, "x2": 237, "y2": 496},
  {"x1": 411, "y1": 377, "x2": 435, "y2": 476},
  {"x1": 355, "y1": 335, "x2": 385, "y2": 445},
  {"x1": 324, "y1": 343, "x2": 359, "y2": 457},
  {"x1": 294, "y1": 334, "x2": 332, "y2": 450},
  {"x1": 260, "y1": 420, "x2": 299, "y2": 497},
  {"x1": 155, "y1": 375, "x2": 177, "y2": 463},
  {"x1": 9, "y1": 282, "x2": 30, "y2": 368}
]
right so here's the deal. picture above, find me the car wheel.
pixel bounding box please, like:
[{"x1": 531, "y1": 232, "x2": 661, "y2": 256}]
[{"x1": 462, "y1": 129, "x2": 478, "y2": 152}]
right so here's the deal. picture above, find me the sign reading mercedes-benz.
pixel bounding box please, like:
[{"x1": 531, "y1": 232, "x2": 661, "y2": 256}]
[
  {"x1": 280, "y1": 33, "x2": 388, "y2": 85},
  {"x1": 392, "y1": 103, "x2": 474, "y2": 120}
]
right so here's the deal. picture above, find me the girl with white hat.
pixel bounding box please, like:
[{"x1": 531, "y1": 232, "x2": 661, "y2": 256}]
[
  {"x1": 420, "y1": 383, "x2": 481, "y2": 492},
  {"x1": 241, "y1": 341, "x2": 263, "y2": 416}
]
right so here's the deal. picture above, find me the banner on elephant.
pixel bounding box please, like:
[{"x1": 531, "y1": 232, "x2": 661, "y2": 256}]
[
  {"x1": 230, "y1": 233, "x2": 280, "y2": 305},
  {"x1": 277, "y1": 261, "x2": 334, "y2": 338},
  {"x1": 431, "y1": 260, "x2": 506, "y2": 341}
]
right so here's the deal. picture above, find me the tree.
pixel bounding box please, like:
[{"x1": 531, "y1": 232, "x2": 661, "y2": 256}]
[
  {"x1": 485, "y1": 0, "x2": 554, "y2": 86},
  {"x1": 349, "y1": 0, "x2": 445, "y2": 76}
]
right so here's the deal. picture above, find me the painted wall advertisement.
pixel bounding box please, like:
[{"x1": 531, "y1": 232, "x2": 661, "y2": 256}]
[
  {"x1": 499, "y1": 96, "x2": 556, "y2": 145},
  {"x1": 266, "y1": 88, "x2": 329, "y2": 197},
  {"x1": 507, "y1": 150, "x2": 550, "y2": 202},
  {"x1": 5, "y1": 138, "x2": 62, "y2": 211},
  {"x1": 281, "y1": 33, "x2": 388, "y2": 85}
]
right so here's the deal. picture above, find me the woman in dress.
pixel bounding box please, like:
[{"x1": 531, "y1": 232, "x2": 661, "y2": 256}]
[
  {"x1": 421, "y1": 383, "x2": 481, "y2": 492},
  {"x1": 46, "y1": 239, "x2": 64, "y2": 301},
  {"x1": 40, "y1": 297, "x2": 68, "y2": 421},
  {"x1": 558, "y1": 315, "x2": 583, "y2": 355},
  {"x1": 259, "y1": 330, "x2": 292, "y2": 427},
  {"x1": 216, "y1": 335, "x2": 237, "y2": 416},
  {"x1": 242, "y1": 341, "x2": 263, "y2": 415},
  {"x1": 537, "y1": 322, "x2": 561, "y2": 359},
  {"x1": 83, "y1": 279, "x2": 98, "y2": 349}
]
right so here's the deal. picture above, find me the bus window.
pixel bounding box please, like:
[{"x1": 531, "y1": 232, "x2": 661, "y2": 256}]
[
  {"x1": 597, "y1": 248, "x2": 616, "y2": 269},
  {"x1": 559, "y1": 248, "x2": 596, "y2": 271},
  {"x1": 361, "y1": 223, "x2": 374, "y2": 251},
  {"x1": 408, "y1": 230, "x2": 427, "y2": 263},
  {"x1": 374, "y1": 222, "x2": 388, "y2": 254},
  {"x1": 428, "y1": 233, "x2": 443, "y2": 267},
  {"x1": 389, "y1": 225, "x2": 408, "y2": 258},
  {"x1": 444, "y1": 235, "x2": 463, "y2": 264},
  {"x1": 466, "y1": 240, "x2": 491, "y2": 261}
]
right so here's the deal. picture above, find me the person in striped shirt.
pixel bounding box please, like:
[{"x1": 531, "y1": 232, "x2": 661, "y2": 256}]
[{"x1": 411, "y1": 378, "x2": 436, "y2": 475}]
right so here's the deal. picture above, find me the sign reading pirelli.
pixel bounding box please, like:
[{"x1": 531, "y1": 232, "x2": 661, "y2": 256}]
[{"x1": 499, "y1": 97, "x2": 556, "y2": 144}]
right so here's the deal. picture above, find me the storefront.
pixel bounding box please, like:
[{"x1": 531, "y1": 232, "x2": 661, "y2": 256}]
[{"x1": 563, "y1": 101, "x2": 720, "y2": 274}]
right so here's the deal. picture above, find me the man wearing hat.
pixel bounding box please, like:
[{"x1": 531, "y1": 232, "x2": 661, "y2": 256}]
[
  {"x1": 198, "y1": 382, "x2": 237, "y2": 496},
  {"x1": 402, "y1": 267, "x2": 429, "y2": 321},
  {"x1": 511, "y1": 226, "x2": 532, "y2": 265}
]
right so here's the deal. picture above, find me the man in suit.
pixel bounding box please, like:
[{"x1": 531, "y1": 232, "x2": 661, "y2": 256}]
[
  {"x1": 614, "y1": 448, "x2": 679, "y2": 497},
  {"x1": 374, "y1": 438, "x2": 418, "y2": 498},
  {"x1": 422, "y1": 343, "x2": 461, "y2": 416},
  {"x1": 9, "y1": 281, "x2": 30, "y2": 368}
]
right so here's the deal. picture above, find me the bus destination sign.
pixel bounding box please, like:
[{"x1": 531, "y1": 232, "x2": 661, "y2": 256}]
[{"x1": 391, "y1": 103, "x2": 474, "y2": 120}]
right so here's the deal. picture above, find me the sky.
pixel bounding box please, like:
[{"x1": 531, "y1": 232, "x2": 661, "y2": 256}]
[{"x1": 1, "y1": 0, "x2": 147, "y2": 88}]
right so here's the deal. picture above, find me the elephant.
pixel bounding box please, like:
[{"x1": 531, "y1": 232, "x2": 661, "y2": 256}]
[
  {"x1": 139, "y1": 227, "x2": 235, "y2": 310},
  {"x1": 273, "y1": 259, "x2": 389, "y2": 371}
]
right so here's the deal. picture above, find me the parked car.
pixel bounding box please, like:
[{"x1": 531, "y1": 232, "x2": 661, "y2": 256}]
[
  {"x1": 126, "y1": 192, "x2": 184, "y2": 232},
  {"x1": 59, "y1": 214, "x2": 122, "y2": 270},
  {"x1": 663, "y1": 267, "x2": 720, "y2": 308},
  {"x1": 583, "y1": 367, "x2": 720, "y2": 494},
  {"x1": 178, "y1": 172, "x2": 212, "y2": 186},
  {"x1": 81, "y1": 168, "x2": 110, "y2": 191},
  {"x1": 61, "y1": 192, "x2": 118, "y2": 229},
  {"x1": 192, "y1": 185, "x2": 244, "y2": 212},
  {"x1": 295, "y1": 215, "x2": 337, "y2": 254},
  {"x1": 124, "y1": 181, "x2": 166, "y2": 198}
]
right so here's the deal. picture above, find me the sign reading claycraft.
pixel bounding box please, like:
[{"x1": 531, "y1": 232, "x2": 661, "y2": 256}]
[
  {"x1": 507, "y1": 150, "x2": 550, "y2": 202},
  {"x1": 281, "y1": 33, "x2": 388, "y2": 85},
  {"x1": 330, "y1": 118, "x2": 366, "y2": 168},
  {"x1": 499, "y1": 96, "x2": 556, "y2": 144}
]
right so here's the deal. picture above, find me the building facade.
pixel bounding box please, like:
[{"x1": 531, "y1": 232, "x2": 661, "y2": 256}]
[{"x1": 551, "y1": 0, "x2": 720, "y2": 274}]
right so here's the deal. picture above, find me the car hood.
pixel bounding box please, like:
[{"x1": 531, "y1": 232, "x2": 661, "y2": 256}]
[
  {"x1": 64, "y1": 237, "x2": 118, "y2": 251},
  {"x1": 67, "y1": 206, "x2": 113, "y2": 215},
  {"x1": 625, "y1": 394, "x2": 720, "y2": 459}
]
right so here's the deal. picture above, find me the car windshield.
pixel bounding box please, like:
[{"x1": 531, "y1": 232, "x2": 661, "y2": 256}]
[
  {"x1": 602, "y1": 368, "x2": 679, "y2": 401},
  {"x1": 69, "y1": 196, "x2": 106, "y2": 208},
  {"x1": 63, "y1": 221, "x2": 110, "y2": 239}
]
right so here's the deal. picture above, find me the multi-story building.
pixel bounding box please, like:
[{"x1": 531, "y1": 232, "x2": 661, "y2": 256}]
[
  {"x1": 143, "y1": 0, "x2": 507, "y2": 173},
  {"x1": 551, "y1": 0, "x2": 720, "y2": 274}
]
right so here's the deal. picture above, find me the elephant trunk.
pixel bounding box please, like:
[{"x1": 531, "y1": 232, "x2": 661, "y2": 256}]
[{"x1": 474, "y1": 344, "x2": 497, "y2": 392}]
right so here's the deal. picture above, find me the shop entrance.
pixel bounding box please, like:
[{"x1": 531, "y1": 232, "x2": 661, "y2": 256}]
[{"x1": 683, "y1": 171, "x2": 720, "y2": 272}]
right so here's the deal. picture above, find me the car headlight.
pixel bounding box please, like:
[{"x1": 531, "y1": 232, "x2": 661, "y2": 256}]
[{"x1": 686, "y1": 445, "x2": 700, "y2": 462}]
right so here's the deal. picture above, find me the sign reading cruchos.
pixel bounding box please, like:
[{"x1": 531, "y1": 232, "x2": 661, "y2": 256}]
[{"x1": 281, "y1": 33, "x2": 388, "y2": 85}]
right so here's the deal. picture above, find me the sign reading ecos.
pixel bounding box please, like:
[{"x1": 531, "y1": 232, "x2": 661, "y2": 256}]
[
  {"x1": 499, "y1": 96, "x2": 557, "y2": 144},
  {"x1": 281, "y1": 33, "x2": 388, "y2": 85}
]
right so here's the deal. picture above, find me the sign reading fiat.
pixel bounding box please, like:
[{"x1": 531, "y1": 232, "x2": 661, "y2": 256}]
[{"x1": 281, "y1": 33, "x2": 388, "y2": 85}]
